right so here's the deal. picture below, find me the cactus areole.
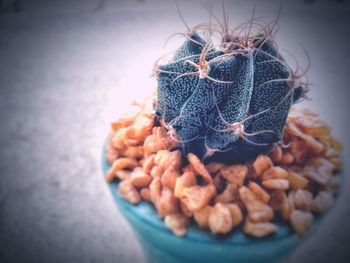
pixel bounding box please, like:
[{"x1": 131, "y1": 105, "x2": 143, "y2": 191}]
[{"x1": 153, "y1": 21, "x2": 309, "y2": 163}]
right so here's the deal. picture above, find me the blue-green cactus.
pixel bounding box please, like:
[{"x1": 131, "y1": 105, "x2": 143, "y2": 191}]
[
  {"x1": 154, "y1": 21, "x2": 309, "y2": 163},
  {"x1": 172, "y1": 32, "x2": 207, "y2": 61}
]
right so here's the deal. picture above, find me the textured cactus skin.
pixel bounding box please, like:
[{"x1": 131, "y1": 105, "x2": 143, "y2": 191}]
[
  {"x1": 172, "y1": 32, "x2": 207, "y2": 61},
  {"x1": 155, "y1": 32, "x2": 307, "y2": 162},
  {"x1": 244, "y1": 41, "x2": 291, "y2": 144},
  {"x1": 157, "y1": 49, "x2": 223, "y2": 124},
  {"x1": 173, "y1": 52, "x2": 253, "y2": 143}
]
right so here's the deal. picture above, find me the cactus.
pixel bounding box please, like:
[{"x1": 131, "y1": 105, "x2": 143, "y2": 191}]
[{"x1": 153, "y1": 12, "x2": 309, "y2": 163}]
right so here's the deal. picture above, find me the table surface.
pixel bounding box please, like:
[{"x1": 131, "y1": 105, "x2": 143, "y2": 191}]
[{"x1": 1, "y1": 0, "x2": 350, "y2": 262}]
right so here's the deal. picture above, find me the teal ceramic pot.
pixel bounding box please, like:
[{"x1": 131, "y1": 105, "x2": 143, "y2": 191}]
[{"x1": 101, "y1": 146, "x2": 338, "y2": 263}]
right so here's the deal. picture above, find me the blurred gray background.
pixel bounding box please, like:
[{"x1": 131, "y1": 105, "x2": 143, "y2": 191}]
[{"x1": 0, "y1": 0, "x2": 350, "y2": 262}]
